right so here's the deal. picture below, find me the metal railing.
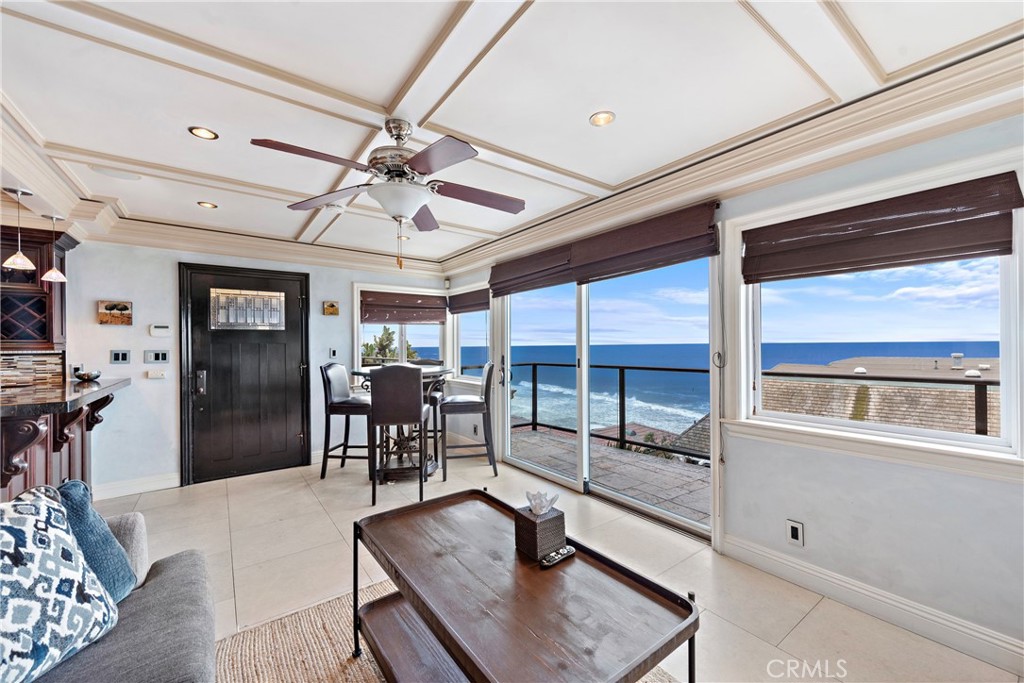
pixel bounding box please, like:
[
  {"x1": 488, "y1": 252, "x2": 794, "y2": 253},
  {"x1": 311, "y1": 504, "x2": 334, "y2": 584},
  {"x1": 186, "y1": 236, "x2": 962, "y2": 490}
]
[
  {"x1": 505, "y1": 361, "x2": 712, "y2": 461},
  {"x1": 761, "y1": 370, "x2": 999, "y2": 436}
]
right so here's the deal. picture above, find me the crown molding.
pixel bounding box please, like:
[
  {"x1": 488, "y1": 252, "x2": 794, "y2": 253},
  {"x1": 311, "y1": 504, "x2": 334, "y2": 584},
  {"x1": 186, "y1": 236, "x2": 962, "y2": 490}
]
[
  {"x1": 440, "y1": 40, "x2": 1023, "y2": 276},
  {"x1": 1, "y1": 120, "x2": 81, "y2": 220},
  {"x1": 89, "y1": 217, "x2": 444, "y2": 277}
]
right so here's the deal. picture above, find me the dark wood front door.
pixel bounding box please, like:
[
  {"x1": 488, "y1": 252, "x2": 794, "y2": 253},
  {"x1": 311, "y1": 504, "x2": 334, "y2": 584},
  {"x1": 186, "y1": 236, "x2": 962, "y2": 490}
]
[{"x1": 180, "y1": 264, "x2": 309, "y2": 483}]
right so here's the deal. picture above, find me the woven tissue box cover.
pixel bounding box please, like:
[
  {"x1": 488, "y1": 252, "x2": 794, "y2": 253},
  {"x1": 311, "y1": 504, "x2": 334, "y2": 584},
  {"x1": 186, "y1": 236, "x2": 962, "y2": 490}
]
[{"x1": 514, "y1": 506, "x2": 565, "y2": 560}]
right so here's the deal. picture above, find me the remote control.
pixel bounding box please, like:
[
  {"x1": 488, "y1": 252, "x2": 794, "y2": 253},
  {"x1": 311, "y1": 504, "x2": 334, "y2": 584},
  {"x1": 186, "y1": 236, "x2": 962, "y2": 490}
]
[{"x1": 540, "y1": 545, "x2": 575, "y2": 569}]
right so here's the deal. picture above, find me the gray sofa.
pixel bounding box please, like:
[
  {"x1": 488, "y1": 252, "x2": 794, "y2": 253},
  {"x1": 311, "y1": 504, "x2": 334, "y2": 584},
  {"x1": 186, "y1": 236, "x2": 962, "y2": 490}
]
[{"x1": 36, "y1": 512, "x2": 216, "y2": 683}]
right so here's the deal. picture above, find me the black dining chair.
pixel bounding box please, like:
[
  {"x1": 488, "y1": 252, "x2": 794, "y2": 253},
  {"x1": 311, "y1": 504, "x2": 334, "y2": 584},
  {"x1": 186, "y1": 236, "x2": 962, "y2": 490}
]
[
  {"x1": 439, "y1": 361, "x2": 497, "y2": 481},
  {"x1": 369, "y1": 364, "x2": 431, "y2": 505},
  {"x1": 320, "y1": 364, "x2": 372, "y2": 480},
  {"x1": 410, "y1": 358, "x2": 445, "y2": 461}
]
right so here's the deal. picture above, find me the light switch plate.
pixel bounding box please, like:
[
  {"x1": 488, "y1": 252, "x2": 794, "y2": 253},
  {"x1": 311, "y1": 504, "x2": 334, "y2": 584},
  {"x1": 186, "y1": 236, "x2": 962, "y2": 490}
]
[
  {"x1": 144, "y1": 350, "x2": 170, "y2": 363},
  {"x1": 110, "y1": 350, "x2": 130, "y2": 364}
]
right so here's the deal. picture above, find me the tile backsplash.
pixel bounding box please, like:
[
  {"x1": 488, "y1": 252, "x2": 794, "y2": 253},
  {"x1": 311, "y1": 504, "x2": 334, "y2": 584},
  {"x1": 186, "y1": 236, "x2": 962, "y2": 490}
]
[{"x1": 0, "y1": 352, "x2": 65, "y2": 388}]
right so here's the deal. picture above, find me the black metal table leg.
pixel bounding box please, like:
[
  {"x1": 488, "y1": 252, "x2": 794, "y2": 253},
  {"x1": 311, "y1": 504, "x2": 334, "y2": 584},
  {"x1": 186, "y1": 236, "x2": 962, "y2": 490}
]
[
  {"x1": 688, "y1": 590, "x2": 696, "y2": 683},
  {"x1": 352, "y1": 522, "x2": 362, "y2": 658}
]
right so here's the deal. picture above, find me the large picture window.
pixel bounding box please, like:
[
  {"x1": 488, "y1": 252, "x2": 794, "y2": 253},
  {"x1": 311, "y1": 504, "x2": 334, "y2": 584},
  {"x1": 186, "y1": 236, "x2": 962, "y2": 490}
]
[
  {"x1": 757, "y1": 257, "x2": 1004, "y2": 440},
  {"x1": 745, "y1": 172, "x2": 1021, "y2": 447}
]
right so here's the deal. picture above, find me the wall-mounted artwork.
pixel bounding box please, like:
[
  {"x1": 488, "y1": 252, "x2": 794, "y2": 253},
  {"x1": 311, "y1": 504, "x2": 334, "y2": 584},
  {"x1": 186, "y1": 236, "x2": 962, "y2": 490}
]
[
  {"x1": 323, "y1": 301, "x2": 339, "y2": 316},
  {"x1": 98, "y1": 300, "x2": 133, "y2": 325}
]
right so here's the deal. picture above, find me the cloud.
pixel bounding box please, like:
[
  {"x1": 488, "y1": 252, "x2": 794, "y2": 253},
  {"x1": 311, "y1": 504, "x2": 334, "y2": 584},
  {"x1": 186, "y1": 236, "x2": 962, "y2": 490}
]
[
  {"x1": 883, "y1": 282, "x2": 1000, "y2": 308},
  {"x1": 651, "y1": 287, "x2": 708, "y2": 305}
]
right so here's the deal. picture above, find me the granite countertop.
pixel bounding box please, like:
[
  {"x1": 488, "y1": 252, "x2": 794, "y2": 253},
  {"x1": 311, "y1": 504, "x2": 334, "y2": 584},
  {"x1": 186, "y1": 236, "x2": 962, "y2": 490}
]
[{"x1": 0, "y1": 377, "x2": 132, "y2": 418}]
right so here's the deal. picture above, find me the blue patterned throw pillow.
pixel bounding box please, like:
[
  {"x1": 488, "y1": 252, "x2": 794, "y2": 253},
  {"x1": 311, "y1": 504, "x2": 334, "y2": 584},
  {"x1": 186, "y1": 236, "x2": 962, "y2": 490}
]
[
  {"x1": 0, "y1": 486, "x2": 119, "y2": 683},
  {"x1": 57, "y1": 481, "x2": 136, "y2": 603}
]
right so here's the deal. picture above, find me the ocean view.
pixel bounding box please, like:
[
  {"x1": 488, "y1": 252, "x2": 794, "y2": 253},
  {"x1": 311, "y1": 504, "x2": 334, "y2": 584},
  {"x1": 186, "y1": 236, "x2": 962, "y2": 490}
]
[{"x1": 416, "y1": 341, "x2": 1000, "y2": 434}]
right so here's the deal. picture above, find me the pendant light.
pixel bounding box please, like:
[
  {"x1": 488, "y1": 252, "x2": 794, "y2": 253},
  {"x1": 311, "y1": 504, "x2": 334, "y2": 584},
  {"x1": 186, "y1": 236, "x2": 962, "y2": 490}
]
[
  {"x1": 2, "y1": 188, "x2": 36, "y2": 270},
  {"x1": 40, "y1": 215, "x2": 67, "y2": 283}
]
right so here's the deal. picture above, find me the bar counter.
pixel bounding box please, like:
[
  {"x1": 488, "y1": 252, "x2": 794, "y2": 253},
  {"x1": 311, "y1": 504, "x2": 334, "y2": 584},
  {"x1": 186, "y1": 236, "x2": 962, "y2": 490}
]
[
  {"x1": 1, "y1": 377, "x2": 131, "y2": 418},
  {"x1": 1, "y1": 377, "x2": 131, "y2": 498}
]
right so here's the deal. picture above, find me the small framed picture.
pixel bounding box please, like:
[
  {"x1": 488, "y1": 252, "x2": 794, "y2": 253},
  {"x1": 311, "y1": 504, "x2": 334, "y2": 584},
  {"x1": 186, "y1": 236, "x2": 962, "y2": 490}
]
[
  {"x1": 98, "y1": 300, "x2": 133, "y2": 325},
  {"x1": 323, "y1": 301, "x2": 340, "y2": 316}
]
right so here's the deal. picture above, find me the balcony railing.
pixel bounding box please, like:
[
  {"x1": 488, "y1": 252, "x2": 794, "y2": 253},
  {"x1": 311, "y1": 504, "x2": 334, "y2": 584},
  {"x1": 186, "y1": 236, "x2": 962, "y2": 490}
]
[
  {"x1": 460, "y1": 361, "x2": 1001, "y2": 460},
  {"x1": 500, "y1": 361, "x2": 712, "y2": 461}
]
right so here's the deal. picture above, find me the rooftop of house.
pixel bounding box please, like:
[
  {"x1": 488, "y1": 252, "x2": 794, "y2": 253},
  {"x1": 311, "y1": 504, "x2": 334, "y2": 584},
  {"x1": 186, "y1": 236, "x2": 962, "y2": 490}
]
[{"x1": 768, "y1": 356, "x2": 1000, "y2": 380}]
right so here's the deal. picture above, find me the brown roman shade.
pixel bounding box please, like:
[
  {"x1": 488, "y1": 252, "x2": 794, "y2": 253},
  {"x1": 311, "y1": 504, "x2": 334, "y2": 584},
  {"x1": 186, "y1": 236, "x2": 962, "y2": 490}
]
[
  {"x1": 360, "y1": 290, "x2": 447, "y2": 324},
  {"x1": 447, "y1": 288, "x2": 490, "y2": 315},
  {"x1": 570, "y1": 201, "x2": 719, "y2": 284},
  {"x1": 742, "y1": 171, "x2": 1022, "y2": 284},
  {"x1": 489, "y1": 244, "x2": 572, "y2": 298}
]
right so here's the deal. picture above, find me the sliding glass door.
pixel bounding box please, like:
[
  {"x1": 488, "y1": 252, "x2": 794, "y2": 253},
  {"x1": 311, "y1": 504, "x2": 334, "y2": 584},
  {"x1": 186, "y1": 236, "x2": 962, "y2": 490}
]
[
  {"x1": 587, "y1": 261, "x2": 711, "y2": 528},
  {"x1": 506, "y1": 283, "x2": 579, "y2": 482}
]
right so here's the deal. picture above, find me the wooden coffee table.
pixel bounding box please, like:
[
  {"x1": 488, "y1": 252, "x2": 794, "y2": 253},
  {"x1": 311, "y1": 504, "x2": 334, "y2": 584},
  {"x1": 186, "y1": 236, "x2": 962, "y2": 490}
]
[{"x1": 352, "y1": 489, "x2": 699, "y2": 683}]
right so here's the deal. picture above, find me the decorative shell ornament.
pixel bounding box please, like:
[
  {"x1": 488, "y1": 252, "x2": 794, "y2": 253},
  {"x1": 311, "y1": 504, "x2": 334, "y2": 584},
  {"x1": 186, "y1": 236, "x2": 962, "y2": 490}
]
[{"x1": 525, "y1": 490, "x2": 559, "y2": 516}]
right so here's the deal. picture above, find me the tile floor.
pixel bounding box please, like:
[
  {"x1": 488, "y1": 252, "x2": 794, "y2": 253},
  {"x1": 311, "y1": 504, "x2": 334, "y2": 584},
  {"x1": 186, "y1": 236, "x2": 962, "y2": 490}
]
[{"x1": 94, "y1": 459, "x2": 1019, "y2": 683}]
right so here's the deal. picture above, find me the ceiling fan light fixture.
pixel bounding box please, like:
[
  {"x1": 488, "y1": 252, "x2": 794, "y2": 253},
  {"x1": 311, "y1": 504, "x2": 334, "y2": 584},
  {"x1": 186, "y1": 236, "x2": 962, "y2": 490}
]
[
  {"x1": 367, "y1": 182, "x2": 432, "y2": 221},
  {"x1": 589, "y1": 110, "x2": 616, "y2": 127},
  {"x1": 2, "y1": 187, "x2": 36, "y2": 271},
  {"x1": 188, "y1": 126, "x2": 219, "y2": 140},
  {"x1": 197, "y1": 201, "x2": 218, "y2": 209}
]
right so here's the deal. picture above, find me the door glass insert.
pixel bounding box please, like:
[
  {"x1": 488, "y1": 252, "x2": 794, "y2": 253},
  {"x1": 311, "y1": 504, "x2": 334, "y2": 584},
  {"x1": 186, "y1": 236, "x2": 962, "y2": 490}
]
[{"x1": 209, "y1": 288, "x2": 285, "y2": 330}]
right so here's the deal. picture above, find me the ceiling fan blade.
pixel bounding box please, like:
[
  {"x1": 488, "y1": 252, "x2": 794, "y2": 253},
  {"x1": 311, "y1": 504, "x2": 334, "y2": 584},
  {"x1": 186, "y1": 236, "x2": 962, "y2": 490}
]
[
  {"x1": 287, "y1": 184, "x2": 372, "y2": 211},
  {"x1": 411, "y1": 205, "x2": 440, "y2": 232},
  {"x1": 251, "y1": 139, "x2": 370, "y2": 173},
  {"x1": 406, "y1": 136, "x2": 478, "y2": 175},
  {"x1": 432, "y1": 180, "x2": 525, "y2": 214}
]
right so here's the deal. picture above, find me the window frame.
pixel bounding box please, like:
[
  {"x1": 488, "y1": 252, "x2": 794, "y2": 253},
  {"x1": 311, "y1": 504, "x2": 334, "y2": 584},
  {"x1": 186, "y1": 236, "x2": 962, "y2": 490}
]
[{"x1": 732, "y1": 161, "x2": 1021, "y2": 465}]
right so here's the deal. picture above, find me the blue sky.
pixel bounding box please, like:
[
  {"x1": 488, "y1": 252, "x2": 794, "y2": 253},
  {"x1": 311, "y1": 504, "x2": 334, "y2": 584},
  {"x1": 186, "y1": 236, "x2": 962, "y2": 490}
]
[{"x1": 501, "y1": 257, "x2": 1000, "y2": 345}]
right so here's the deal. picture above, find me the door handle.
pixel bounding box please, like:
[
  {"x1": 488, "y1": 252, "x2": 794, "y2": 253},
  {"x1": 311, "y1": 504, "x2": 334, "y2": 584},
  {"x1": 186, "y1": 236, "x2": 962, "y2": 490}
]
[
  {"x1": 498, "y1": 355, "x2": 506, "y2": 387},
  {"x1": 195, "y1": 370, "x2": 207, "y2": 396}
]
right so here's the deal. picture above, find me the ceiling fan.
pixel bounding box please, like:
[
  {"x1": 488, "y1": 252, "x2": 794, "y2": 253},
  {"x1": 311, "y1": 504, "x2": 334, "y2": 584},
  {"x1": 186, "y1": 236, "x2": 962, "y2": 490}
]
[{"x1": 252, "y1": 118, "x2": 526, "y2": 235}]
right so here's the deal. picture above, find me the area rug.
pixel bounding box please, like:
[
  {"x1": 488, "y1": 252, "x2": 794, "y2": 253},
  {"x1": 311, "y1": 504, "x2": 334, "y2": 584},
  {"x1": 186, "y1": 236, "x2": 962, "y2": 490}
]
[{"x1": 216, "y1": 580, "x2": 680, "y2": 682}]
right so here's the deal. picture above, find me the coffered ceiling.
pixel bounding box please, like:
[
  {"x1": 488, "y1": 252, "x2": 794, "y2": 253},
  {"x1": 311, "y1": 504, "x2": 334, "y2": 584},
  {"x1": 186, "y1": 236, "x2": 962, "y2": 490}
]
[{"x1": 1, "y1": 1, "x2": 1021, "y2": 275}]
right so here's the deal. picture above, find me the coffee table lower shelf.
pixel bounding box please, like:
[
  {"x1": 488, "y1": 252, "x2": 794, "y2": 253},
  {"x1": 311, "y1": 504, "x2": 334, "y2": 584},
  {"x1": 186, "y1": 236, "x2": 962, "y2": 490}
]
[{"x1": 358, "y1": 591, "x2": 470, "y2": 683}]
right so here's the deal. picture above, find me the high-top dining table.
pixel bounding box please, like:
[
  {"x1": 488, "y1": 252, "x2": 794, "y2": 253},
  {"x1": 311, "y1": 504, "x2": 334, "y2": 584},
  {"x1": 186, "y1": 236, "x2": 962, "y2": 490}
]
[{"x1": 350, "y1": 365, "x2": 453, "y2": 480}]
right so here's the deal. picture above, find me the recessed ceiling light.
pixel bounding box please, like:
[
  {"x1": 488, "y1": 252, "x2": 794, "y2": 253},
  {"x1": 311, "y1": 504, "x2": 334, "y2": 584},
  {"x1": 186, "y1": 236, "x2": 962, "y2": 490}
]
[
  {"x1": 589, "y1": 110, "x2": 616, "y2": 127},
  {"x1": 197, "y1": 201, "x2": 218, "y2": 209},
  {"x1": 397, "y1": 234, "x2": 411, "y2": 241},
  {"x1": 89, "y1": 165, "x2": 142, "y2": 181},
  {"x1": 188, "y1": 126, "x2": 219, "y2": 140}
]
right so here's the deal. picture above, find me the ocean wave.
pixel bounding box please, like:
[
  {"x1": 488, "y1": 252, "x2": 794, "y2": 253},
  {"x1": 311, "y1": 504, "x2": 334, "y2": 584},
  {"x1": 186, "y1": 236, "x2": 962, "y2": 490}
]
[{"x1": 512, "y1": 380, "x2": 708, "y2": 433}]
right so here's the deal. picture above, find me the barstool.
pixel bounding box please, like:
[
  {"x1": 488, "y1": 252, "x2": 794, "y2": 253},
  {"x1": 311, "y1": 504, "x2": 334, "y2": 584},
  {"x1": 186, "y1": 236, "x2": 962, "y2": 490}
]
[
  {"x1": 439, "y1": 362, "x2": 497, "y2": 481},
  {"x1": 368, "y1": 364, "x2": 431, "y2": 505},
  {"x1": 320, "y1": 363, "x2": 372, "y2": 480},
  {"x1": 409, "y1": 359, "x2": 444, "y2": 458}
]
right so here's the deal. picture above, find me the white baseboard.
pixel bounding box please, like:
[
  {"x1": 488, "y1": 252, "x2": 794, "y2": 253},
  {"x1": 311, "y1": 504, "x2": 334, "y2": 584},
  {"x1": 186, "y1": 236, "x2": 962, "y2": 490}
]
[
  {"x1": 722, "y1": 535, "x2": 1024, "y2": 676},
  {"x1": 92, "y1": 473, "x2": 181, "y2": 500}
]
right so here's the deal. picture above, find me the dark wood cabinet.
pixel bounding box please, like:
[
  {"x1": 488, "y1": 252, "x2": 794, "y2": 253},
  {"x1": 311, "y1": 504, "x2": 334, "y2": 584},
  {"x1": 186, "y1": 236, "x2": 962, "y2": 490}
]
[{"x1": 1, "y1": 226, "x2": 77, "y2": 352}]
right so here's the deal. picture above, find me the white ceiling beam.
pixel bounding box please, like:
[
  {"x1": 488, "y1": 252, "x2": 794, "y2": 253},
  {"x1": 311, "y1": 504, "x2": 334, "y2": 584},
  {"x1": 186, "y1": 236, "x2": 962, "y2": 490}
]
[{"x1": 746, "y1": 1, "x2": 881, "y2": 101}]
